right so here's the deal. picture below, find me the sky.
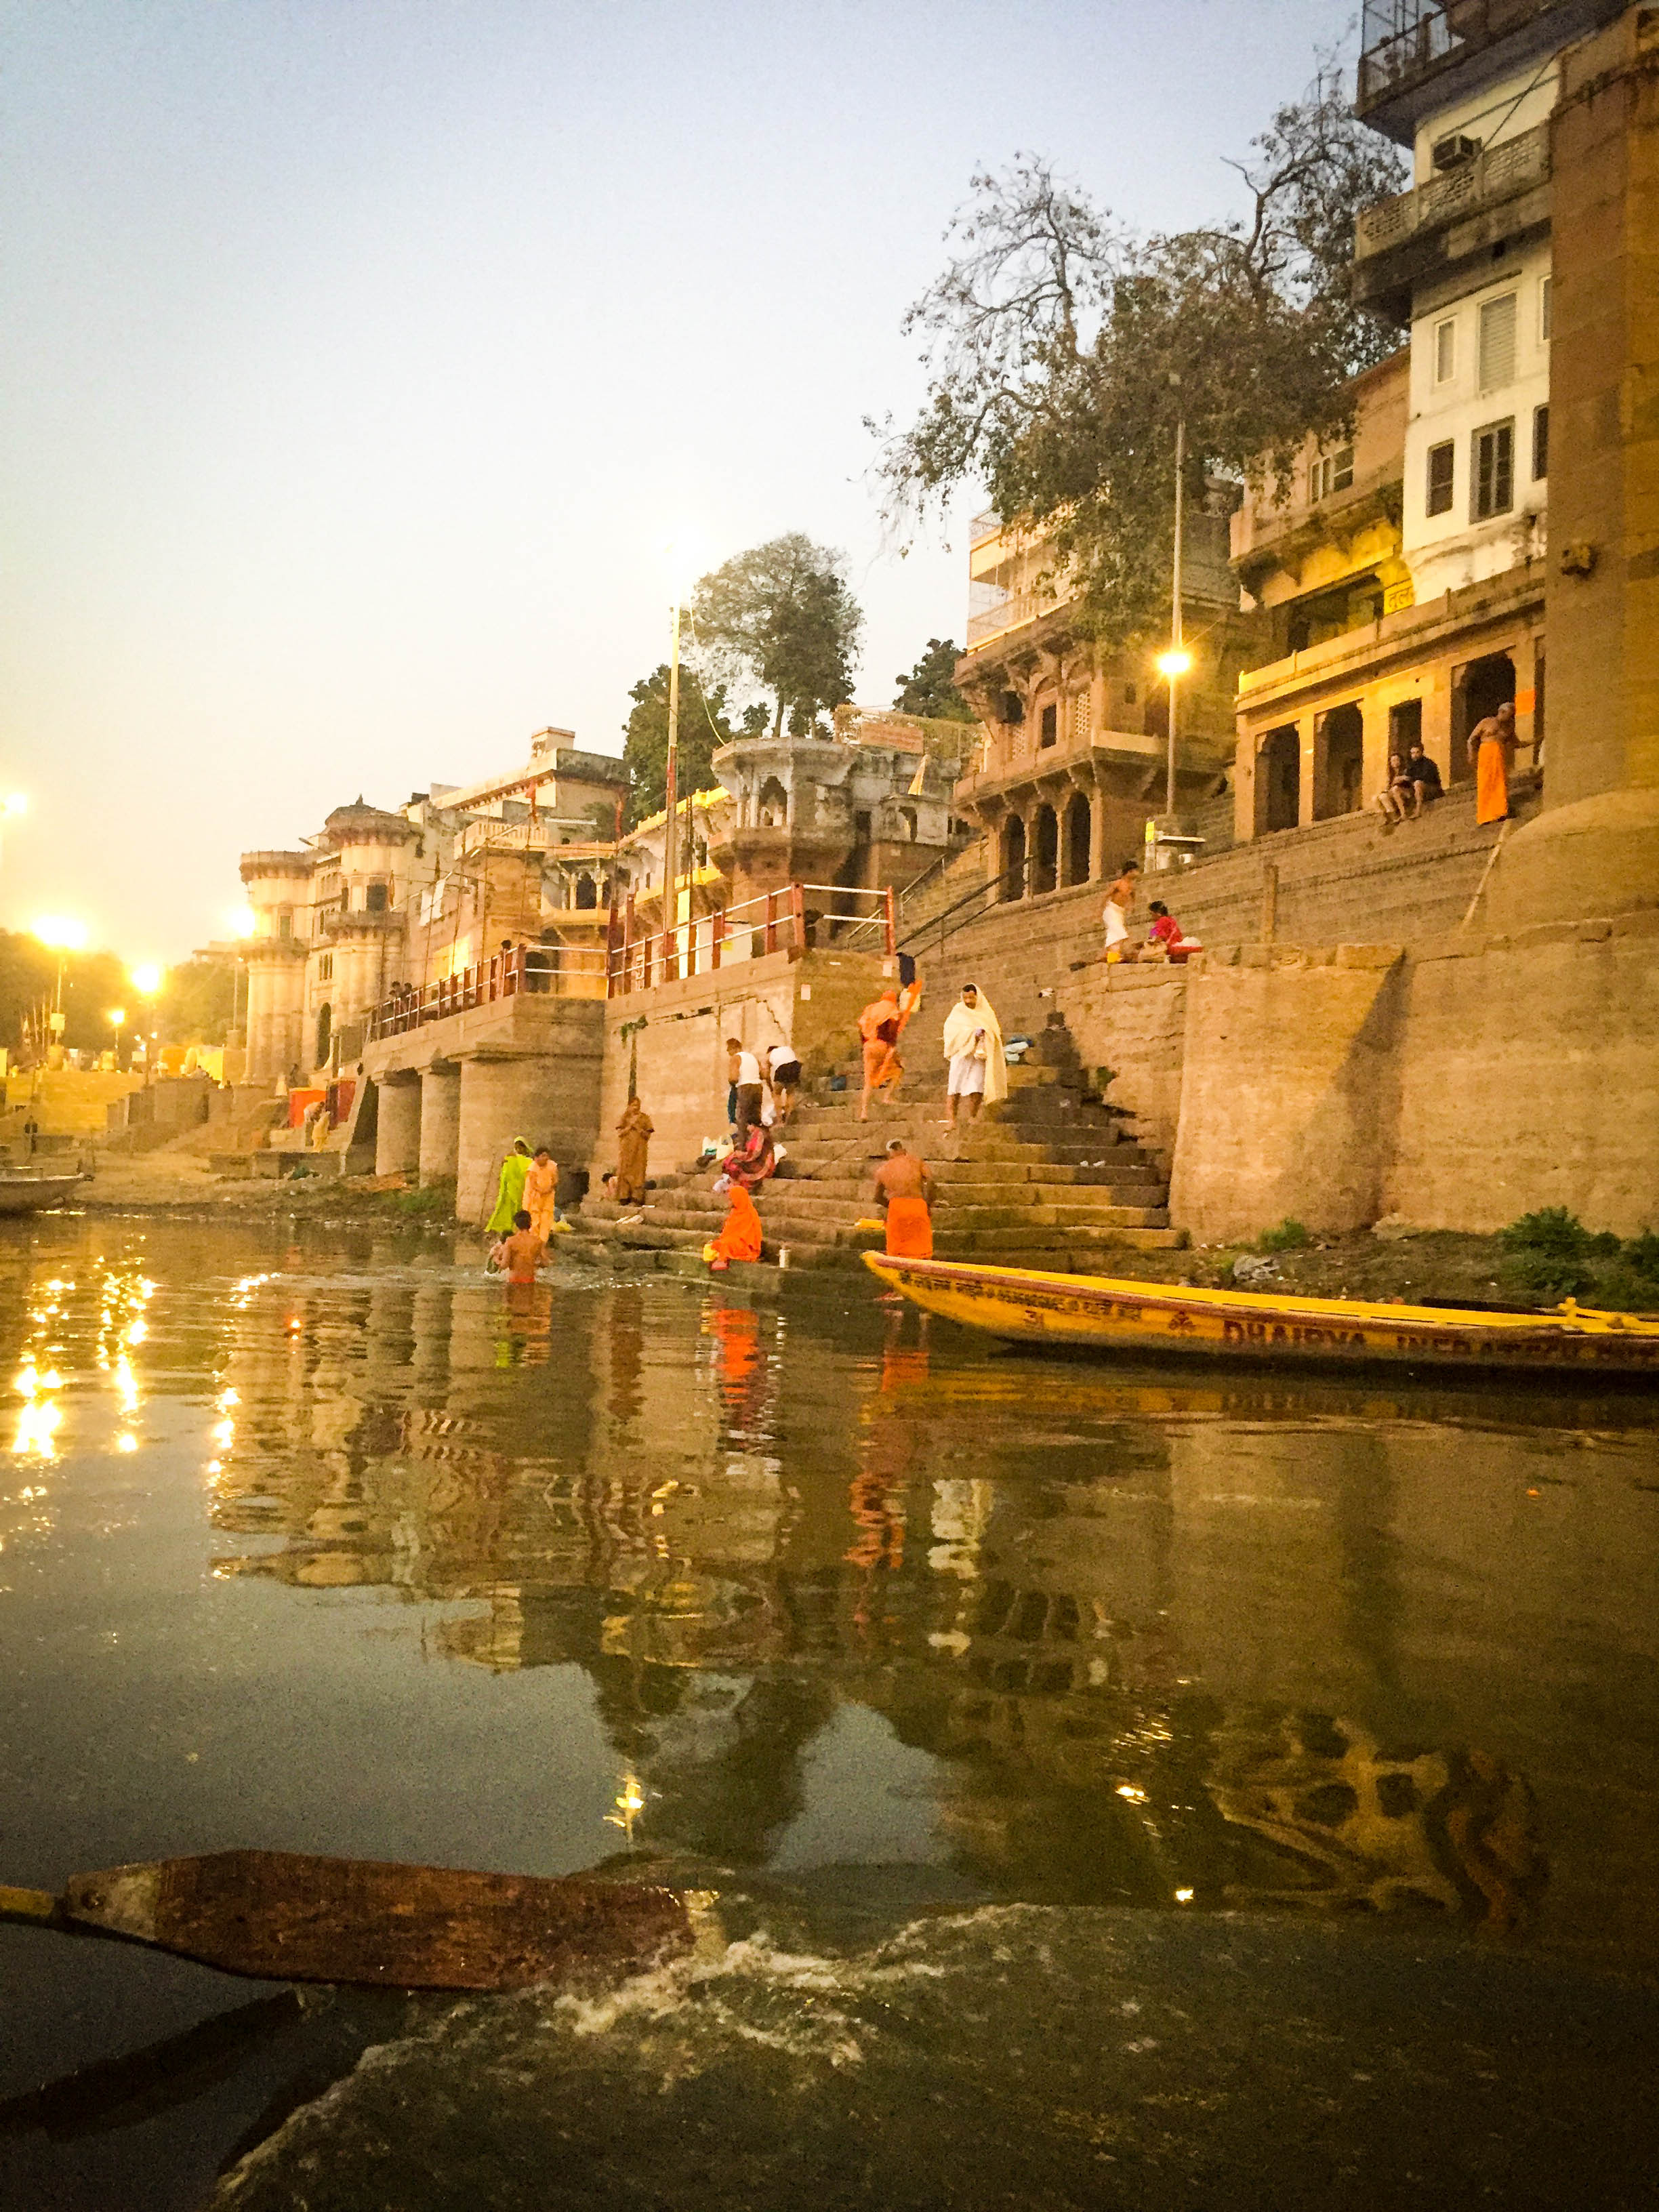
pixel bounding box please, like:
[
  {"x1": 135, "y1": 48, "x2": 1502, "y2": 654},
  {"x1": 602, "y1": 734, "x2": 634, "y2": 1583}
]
[{"x1": 1, "y1": 0, "x2": 1346, "y2": 961}]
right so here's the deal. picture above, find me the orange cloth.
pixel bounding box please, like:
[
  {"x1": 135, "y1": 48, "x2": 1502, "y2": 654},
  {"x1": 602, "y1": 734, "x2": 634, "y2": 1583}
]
[
  {"x1": 884, "y1": 1195, "x2": 933, "y2": 1258},
  {"x1": 862, "y1": 1038, "x2": 901, "y2": 1090},
  {"x1": 523, "y1": 1160, "x2": 558, "y2": 1240},
  {"x1": 1475, "y1": 737, "x2": 1511, "y2": 825},
  {"x1": 710, "y1": 1185, "x2": 763, "y2": 1268}
]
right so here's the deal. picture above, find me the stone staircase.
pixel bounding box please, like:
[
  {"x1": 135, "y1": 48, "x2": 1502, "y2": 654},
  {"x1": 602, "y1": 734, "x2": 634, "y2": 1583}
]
[{"x1": 573, "y1": 1019, "x2": 1186, "y2": 1272}]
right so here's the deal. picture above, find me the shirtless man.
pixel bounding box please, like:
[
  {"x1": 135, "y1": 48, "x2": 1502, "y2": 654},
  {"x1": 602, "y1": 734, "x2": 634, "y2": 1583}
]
[
  {"x1": 489, "y1": 1210, "x2": 546, "y2": 1285},
  {"x1": 872, "y1": 1138, "x2": 935, "y2": 1258}
]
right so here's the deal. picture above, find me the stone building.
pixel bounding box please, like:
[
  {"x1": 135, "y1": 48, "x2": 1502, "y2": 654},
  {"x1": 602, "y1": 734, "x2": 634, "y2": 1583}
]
[
  {"x1": 950, "y1": 493, "x2": 1254, "y2": 901},
  {"x1": 239, "y1": 734, "x2": 628, "y2": 1089}
]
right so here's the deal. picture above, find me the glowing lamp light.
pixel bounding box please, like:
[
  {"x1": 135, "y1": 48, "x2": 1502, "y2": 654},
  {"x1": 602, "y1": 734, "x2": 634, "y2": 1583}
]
[
  {"x1": 3, "y1": 792, "x2": 26, "y2": 818},
  {"x1": 1156, "y1": 647, "x2": 1193, "y2": 679},
  {"x1": 661, "y1": 529, "x2": 712, "y2": 607},
  {"x1": 32, "y1": 915, "x2": 88, "y2": 952},
  {"x1": 108, "y1": 1008, "x2": 125, "y2": 1029},
  {"x1": 130, "y1": 963, "x2": 163, "y2": 997},
  {"x1": 225, "y1": 905, "x2": 257, "y2": 939}
]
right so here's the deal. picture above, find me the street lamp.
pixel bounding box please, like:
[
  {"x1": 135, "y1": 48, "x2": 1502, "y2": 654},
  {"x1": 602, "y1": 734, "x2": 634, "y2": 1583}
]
[
  {"x1": 108, "y1": 1008, "x2": 125, "y2": 1068},
  {"x1": 1160, "y1": 414, "x2": 1188, "y2": 822},
  {"x1": 31, "y1": 916, "x2": 88, "y2": 1052}
]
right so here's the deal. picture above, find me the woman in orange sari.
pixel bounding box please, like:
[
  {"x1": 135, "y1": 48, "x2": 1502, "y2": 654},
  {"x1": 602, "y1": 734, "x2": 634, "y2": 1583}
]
[
  {"x1": 1469, "y1": 701, "x2": 1519, "y2": 826},
  {"x1": 523, "y1": 1147, "x2": 558, "y2": 1241},
  {"x1": 706, "y1": 1182, "x2": 763, "y2": 1271}
]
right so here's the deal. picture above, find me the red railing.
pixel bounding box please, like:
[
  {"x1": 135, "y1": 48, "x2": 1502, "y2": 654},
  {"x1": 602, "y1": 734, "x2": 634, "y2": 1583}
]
[
  {"x1": 607, "y1": 882, "x2": 896, "y2": 996},
  {"x1": 365, "y1": 943, "x2": 607, "y2": 1040}
]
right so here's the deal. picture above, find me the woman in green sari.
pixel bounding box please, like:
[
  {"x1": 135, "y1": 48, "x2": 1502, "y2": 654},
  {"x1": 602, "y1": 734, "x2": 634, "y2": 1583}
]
[{"x1": 485, "y1": 1137, "x2": 533, "y2": 1239}]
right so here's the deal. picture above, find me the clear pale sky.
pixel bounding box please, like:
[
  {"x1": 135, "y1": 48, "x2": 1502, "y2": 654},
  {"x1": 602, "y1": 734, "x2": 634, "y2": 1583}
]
[{"x1": 1, "y1": 0, "x2": 1343, "y2": 960}]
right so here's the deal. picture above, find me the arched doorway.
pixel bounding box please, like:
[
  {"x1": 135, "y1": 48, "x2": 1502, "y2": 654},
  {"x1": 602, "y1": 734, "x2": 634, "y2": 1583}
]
[
  {"x1": 758, "y1": 777, "x2": 788, "y2": 827},
  {"x1": 999, "y1": 814, "x2": 1027, "y2": 901},
  {"x1": 1451, "y1": 653, "x2": 1515, "y2": 784},
  {"x1": 314, "y1": 1002, "x2": 332, "y2": 1067},
  {"x1": 1256, "y1": 727, "x2": 1300, "y2": 834},
  {"x1": 575, "y1": 872, "x2": 597, "y2": 909},
  {"x1": 1062, "y1": 792, "x2": 1092, "y2": 886},
  {"x1": 1031, "y1": 805, "x2": 1059, "y2": 895},
  {"x1": 1314, "y1": 705, "x2": 1364, "y2": 821}
]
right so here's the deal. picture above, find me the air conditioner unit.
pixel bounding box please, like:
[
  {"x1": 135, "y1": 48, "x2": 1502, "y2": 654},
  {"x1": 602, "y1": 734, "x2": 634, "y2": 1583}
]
[{"x1": 1431, "y1": 133, "x2": 1481, "y2": 171}]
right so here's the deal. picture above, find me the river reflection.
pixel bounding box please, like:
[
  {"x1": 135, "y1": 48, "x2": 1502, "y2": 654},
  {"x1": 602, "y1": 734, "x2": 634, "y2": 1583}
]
[
  {"x1": 11, "y1": 1221, "x2": 1637, "y2": 1952},
  {"x1": 7, "y1": 1220, "x2": 1659, "y2": 2206}
]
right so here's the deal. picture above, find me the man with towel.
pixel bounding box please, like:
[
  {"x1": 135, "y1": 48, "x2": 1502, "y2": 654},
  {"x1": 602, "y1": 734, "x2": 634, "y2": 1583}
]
[
  {"x1": 941, "y1": 983, "x2": 1007, "y2": 1130},
  {"x1": 873, "y1": 1138, "x2": 935, "y2": 1258}
]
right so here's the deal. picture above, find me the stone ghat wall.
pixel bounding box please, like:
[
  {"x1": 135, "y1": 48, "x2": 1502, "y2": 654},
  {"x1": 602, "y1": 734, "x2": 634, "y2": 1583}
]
[
  {"x1": 588, "y1": 947, "x2": 884, "y2": 1187},
  {"x1": 1166, "y1": 916, "x2": 1659, "y2": 1242},
  {"x1": 890, "y1": 882, "x2": 1657, "y2": 1239}
]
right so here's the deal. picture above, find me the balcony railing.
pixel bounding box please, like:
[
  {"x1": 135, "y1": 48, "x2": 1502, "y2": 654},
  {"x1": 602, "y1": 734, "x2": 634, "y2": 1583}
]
[
  {"x1": 607, "y1": 883, "x2": 895, "y2": 995},
  {"x1": 365, "y1": 943, "x2": 608, "y2": 1040},
  {"x1": 969, "y1": 510, "x2": 1002, "y2": 548},
  {"x1": 965, "y1": 586, "x2": 1067, "y2": 649},
  {"x1": 1354, "y1": 118, "x2": 1550, "y2": 260},
  {"x1": 1359, "y1": 1, "x2": 1561, "y2": 112}
]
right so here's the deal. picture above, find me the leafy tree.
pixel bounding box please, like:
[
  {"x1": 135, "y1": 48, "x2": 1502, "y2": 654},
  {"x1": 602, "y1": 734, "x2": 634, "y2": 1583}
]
[
  {"x1": 895, "y1": 637, "x2": 975, "y2": 721},
  {"x1": 0, "y1": 928, "x2": 127, "y2": 1057},
  {"x1": 874, "y1": 74, "x2": 1406, "y2": 649},
  {"x1": 153, "y1": 957, "x2": 237, "y2": 1047},
  {"x1": 691, "y1": 533, "x2": 863, "y2": 739},
  {"x1": 621, "y1": 663, "x2": 740, "y2": 827}
]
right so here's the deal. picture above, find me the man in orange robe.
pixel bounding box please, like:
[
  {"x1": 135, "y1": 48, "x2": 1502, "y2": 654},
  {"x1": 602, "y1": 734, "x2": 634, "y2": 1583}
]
[
  {"x1": 874, "y1": 1138, "x2": 935, "y2": 1258},
  {"x1": 1469, "y1": 699, "x2": 1519, "y2": 826},
  {"x1": 857, "y1": 988, "x2": 904, "y2": 1122}
]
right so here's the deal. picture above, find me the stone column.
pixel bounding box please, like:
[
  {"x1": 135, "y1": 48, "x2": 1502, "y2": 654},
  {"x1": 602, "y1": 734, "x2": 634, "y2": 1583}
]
[
  {"x1": 375, "y1": 1073, "x2": 423, "y2": 1176},
  {"x1": 1296, "y1": 714, "x2": 1317, "y2": 828},
  {"x1": 417, "y1": 1063, "x2": 461, "y2": 1189},
  {"x1": 1488, "y1": 7, "x2": 1659, "y2": 926},
  {"x1": 456, "y1": 1056, "x2": 555, "y2": 1225}
]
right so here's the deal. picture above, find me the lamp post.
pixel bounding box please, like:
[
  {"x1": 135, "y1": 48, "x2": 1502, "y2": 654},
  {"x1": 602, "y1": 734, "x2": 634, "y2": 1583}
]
[
  {"x1": 129, "y1": 964, "x2": 162, "y2": 1084},
  {"x1": 1159, "y1": 414, "x2": 1190, "y2": 821},
  {"x1": 31, "y1": 916, "x2": 87, "y2": 1063},
  {"x1": 108, "y1": 1008, "x2": 125, "y2": 1069},
  {"x1": 663, "y1": 593, "x2": 682, "y2": 972}
]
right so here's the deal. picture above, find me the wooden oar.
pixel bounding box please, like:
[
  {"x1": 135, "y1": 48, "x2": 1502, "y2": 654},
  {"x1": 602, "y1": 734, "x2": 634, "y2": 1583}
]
[{"x1": 0, "y1": 1849, "x2": 690, "y2": 1992}]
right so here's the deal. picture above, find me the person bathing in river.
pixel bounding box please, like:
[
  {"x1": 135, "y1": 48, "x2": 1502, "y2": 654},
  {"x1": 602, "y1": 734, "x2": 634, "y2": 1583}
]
[
  {"x1": 489, "y1": 1209, "x2": 546, "y2": 1284},
  {"x1": 941, "y1": 983, "x2": 1007, "y2": 1130},
  {"x1": 485, "y1": 1137, "x2": 533, "y2": 1245},
  {"x1": 874, "y1": 1137, "x2": 935, "y2": 1258}
]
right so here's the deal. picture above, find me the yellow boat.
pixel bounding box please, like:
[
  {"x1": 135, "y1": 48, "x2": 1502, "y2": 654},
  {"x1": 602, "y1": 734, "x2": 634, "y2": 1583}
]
[{"x1": 861, "y1": 1253, "x2": 1659, "y2": 1380}]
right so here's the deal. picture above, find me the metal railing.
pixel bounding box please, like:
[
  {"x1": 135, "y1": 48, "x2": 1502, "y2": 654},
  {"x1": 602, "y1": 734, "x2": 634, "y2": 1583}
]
[
  {"x1": 969, "y1": 509, "x2": 1003, "y2": 547},
  {"x1": 1358, "y1": 1, "x2": 1563, "y2": 112},
  {"x1": 897, "y1": 854, "x2": 1031, "y2": 963},
  {"x1": 365, "y1": 943, "x2": 608, "y2": 1040},
  {"x1": 607, "y1": 882, "x2": 896, "y2": 995},
  {"x1": 1354, "y1": 118, "x2": 1550, "y2": 260},
  {"x1": 965, "y1": 586, "x2": 1067, "y2": 649}
]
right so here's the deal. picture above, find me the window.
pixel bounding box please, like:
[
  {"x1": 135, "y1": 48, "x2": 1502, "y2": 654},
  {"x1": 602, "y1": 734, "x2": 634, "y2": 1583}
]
[
  {"x1": 1122, "y1": 681, "x2": 1137, "y2": 706},
  {"x1": 1472, "y1": 419, "x2": 1515, "y2": 519},
  {"x1": 277, "y1": 909, "x2": 291, "y2": 939},
  {"x1": 1071, "y1": 689, "x2": 1092, "y2": 743},
  {"x1": 1309, "y1": 445, "x2": 1355, "y2": 501},
  {"x1": 365, "y1": 880, "x2": 388, "y2": 913},
  {"x1": 1532, "y1": 403, "x2": 1549, "y2": 480},
  {"x1": 316, "y1": 953, "x2": 333, "y2": 981},
  {"x1": 1538, "y1": 274, "x2": 1552, "y2": 344},
  {"x1": 1477, "y1": 292, "x2": 1517, "y2": 390},
  {"x1": 1427, "y1": 439, "x2": 1455, "y2": 516},
  {"x1": 1433, "y1": 317, "x2": 1456, "y2": 384},
  {"x1": 1039, "y1": 702, "x2": 1058, "y2": 749}
]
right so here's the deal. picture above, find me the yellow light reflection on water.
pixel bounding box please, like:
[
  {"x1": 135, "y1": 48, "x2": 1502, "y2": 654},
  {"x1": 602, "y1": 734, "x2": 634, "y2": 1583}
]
[{"x1": 605, "y1": 1772, "x2": 647, "y2": 1844}]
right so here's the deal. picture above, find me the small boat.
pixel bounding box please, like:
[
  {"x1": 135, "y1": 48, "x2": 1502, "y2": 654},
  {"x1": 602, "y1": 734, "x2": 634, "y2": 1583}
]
[
  {"x1": 863, "y1": 1253, "x2": 1659, "y2": 1380},
  {"x1": 0, "y1": 1172, "x2": 84, "y2": 1216}
]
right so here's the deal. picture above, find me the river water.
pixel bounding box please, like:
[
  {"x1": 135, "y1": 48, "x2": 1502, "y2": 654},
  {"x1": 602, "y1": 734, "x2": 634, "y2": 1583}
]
[{"x1": 3, "y1": 1217, "x2": 1659, "y2": 2209}]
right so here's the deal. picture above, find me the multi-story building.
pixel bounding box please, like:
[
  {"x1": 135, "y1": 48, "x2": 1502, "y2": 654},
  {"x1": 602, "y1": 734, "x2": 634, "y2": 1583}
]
[
  {"x1": 1226, "y1": 0, "x2": 1629, "y2": 846},
  {"x1": 951, "y1": 495, "x2": 1253, "y2": 899},
  {"x1": 239, "y1": 715, "x2": 973, "y2": 1090}
]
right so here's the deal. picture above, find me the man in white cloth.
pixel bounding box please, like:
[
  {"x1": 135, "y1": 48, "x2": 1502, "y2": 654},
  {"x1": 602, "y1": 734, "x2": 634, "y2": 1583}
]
[{"x1": 941, "y1": 983, "x2": 1008, "y2": 1130}]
